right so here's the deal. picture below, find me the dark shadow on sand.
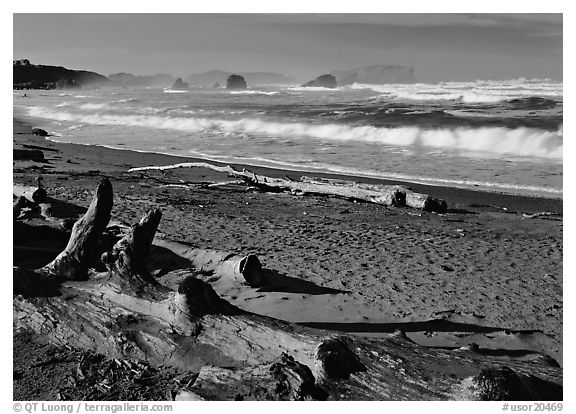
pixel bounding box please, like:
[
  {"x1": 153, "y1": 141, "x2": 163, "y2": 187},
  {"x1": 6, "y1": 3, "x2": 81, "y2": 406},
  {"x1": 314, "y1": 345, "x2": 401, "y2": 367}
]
[
  {"x1": 149, "y1": 245, "x2": 193, "y2": 277},
  {"x1": 22, "y1": 144, "x2": 59, "y2": 152},
  {"x1": 298, "y1": 319, "x2": 561, "y2": 367},
  {"x1": 475, "y1": 348, "x2": 559, "y2": 365},
  {"x1": 296, "y1": 319, "x2": 541, "y2": 335},
  {"x1": 13, "y1": 222, "x2": 70, "y2": 268},
  {"x1": 258, "y1": 269, "x2": 349, "y2": 295},
  {"x1": 45, "y1": 197, "x2": 88, "y2": 219}
]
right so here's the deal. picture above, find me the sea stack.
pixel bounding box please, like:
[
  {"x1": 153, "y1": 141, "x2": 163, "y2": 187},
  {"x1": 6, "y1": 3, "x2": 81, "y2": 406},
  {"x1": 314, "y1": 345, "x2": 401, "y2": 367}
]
[
  {"x1": 226, "y1": 74, "x2": 247, "y2": 90},
  {"x1": 171, "y1": 77, "x2": 189, "y2": 90},
  {"x1": 301, "y1": 74, "x2": 337, "y2": 88}
]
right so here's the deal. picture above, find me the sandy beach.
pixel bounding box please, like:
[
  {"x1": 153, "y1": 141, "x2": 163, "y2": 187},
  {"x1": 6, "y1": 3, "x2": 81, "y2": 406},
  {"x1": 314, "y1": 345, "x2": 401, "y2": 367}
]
[{"x1": 13, "y1": 116, "x2": 563, "y2": 400}]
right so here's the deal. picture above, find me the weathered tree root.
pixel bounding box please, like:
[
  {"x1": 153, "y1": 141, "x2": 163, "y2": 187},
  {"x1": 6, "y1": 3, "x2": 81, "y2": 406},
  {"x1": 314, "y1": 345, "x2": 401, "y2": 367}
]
[
  {"x1": 13, "y1": 178, "x2": 113, "y2": 296},
  {"x1": 102, "y1": 209, "x2": 162, "y2": 283}
]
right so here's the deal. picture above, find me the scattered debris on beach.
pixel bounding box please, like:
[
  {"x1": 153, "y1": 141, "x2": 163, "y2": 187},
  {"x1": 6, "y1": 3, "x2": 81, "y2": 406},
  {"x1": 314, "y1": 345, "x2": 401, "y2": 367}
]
[{"x1": 13, "y1": 178, "x2": 562, "y2": 400}]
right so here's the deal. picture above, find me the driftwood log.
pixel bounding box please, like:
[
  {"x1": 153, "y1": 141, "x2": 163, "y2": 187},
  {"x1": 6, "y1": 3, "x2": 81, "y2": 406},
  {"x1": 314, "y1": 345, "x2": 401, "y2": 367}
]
[
  {"x1": 13, "y1": 148, "x2": 46, "y2": 163},
  {"x1": 13, "y1": 179, "x2": 561, "y2": 400},
  {"x1": 128, "y1": 162, "x2": 447, "y2": 212}
]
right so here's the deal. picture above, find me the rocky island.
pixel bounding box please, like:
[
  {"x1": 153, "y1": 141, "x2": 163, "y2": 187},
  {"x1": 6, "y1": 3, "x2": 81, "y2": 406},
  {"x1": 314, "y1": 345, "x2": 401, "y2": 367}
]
[
  {"x1": 226, "y1": 74, "x2": 248, "y2": 89},
  {"x1": 301, "y1": 74, "x2": 338, "y2": 88},
  {"x1": 187, "y1": 70, "x2": 297, "y2": 86},
  {"x1": 171, "y1": 77, "x2": 189, "y2": 90}
]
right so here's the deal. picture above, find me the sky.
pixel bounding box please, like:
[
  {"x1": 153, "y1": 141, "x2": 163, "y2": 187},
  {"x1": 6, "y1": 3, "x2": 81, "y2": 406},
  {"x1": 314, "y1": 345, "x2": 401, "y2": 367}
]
[{"x1": 13, "y1": 13, "x2": 562, "y2": 82}]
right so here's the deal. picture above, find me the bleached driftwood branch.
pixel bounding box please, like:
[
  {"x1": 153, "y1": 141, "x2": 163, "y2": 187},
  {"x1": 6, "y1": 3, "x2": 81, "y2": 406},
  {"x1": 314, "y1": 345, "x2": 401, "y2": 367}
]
[{"x1": 128, "y1": 162, "x2": 447, "y2": 212}]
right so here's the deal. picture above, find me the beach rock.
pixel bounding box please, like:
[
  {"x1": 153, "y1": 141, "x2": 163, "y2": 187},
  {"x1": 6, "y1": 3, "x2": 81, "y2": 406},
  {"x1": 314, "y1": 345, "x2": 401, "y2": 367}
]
[
  {"x1": 171, "y1": 77, "x2": 189, "y2": 90},
  {"x1": 405, "y1": 192, "x2": 447, "y2": 213},
  {"x1": 32, "y1": 128, "x2": 49, "y2": 137},
  {"x1": 187, "y1": 70, "x2": 296, "y2": 86},
  {"x1": 13, "y1": 149, "x2": 46, "y2": 162},
  {"x1": 301, "y1": 74, "x2": 337, "y2": 88},
  {"x1": 226, "y1": 74, "x2": 247, "y2": 89},
  {"x1": 213, "y1": 82, "x2": 221, "y2": 88}
]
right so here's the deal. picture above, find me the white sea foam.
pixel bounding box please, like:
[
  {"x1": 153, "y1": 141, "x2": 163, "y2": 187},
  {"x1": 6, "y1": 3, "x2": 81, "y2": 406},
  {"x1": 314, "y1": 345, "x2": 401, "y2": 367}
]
[
  {"x1": 167, "y1": 109, "x2": 197, "y2": 116},
  {"x1": 285, "y1": 86, "x2": 342, "y2": 92},
  {"x1": 229, "y1": 90, "x2": 279, "y2": 95},
  {"x1": 28, "y1": 107, "x2": 563, "y2": 160},
  {"x1": 79, "y1": 103, "x2": 109, "y2": 110},
  {"x1": 390, "y1": 91, "x2": 506, "y2": 103},
  {"x1": 163, "y1": 89, "x2": 189, "y2": 93},
  {"x1": 111, "y1": 98, "x2": 139, "y2": 104},
  {"x1": 352, "y1": 78, "x2": 563, "y2": 103}
]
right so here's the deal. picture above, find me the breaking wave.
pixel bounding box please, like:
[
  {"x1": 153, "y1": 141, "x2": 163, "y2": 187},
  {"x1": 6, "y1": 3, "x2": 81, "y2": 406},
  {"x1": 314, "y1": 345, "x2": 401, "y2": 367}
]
[
  {"x1": 163, "y1": 89, "x2": 189, "y2": 93},
  {"x1": 111, "y1": 98, "x2": 139, "y2": 104},
  {"x1": 286, "y1": 86, "x2": 342, "y2": 92},
  {"x1": 79, "y1": 103, "x2": 109, "y2": 110},
  {"x1": 229, "y1": 90, "x2": 279, "y2": 96},
  {"x1": 352, "y1": 78, "x2": 563, "y2": 103},
  {"x1": 27, "y1": 107, "x2": 563, "y2": 160},
  {"x1": 232, "y1": 157, "x2": 563, "y2": 196}
]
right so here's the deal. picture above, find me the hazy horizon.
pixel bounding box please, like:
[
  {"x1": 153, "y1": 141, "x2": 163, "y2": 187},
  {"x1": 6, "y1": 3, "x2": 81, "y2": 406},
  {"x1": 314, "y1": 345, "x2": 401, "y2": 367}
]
[{"x1": 13, "y1": 13, "x2": 562, "y2": 83}]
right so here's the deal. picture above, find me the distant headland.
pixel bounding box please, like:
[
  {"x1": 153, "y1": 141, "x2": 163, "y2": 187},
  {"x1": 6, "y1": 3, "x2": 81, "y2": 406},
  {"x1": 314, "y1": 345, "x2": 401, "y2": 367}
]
[
  {"x1": 13, "y1": 60, "x2": 417, "y2": 90},
  {"x1": 13, "y1": 59, "x2": 109, "y2": 90}
]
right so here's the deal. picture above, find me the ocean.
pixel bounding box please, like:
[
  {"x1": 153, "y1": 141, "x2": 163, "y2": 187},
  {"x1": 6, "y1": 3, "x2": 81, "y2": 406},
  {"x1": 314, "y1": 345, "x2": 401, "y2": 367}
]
[{"x1": 14, "y1": 78, "x2": 563, "y2": 198}]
